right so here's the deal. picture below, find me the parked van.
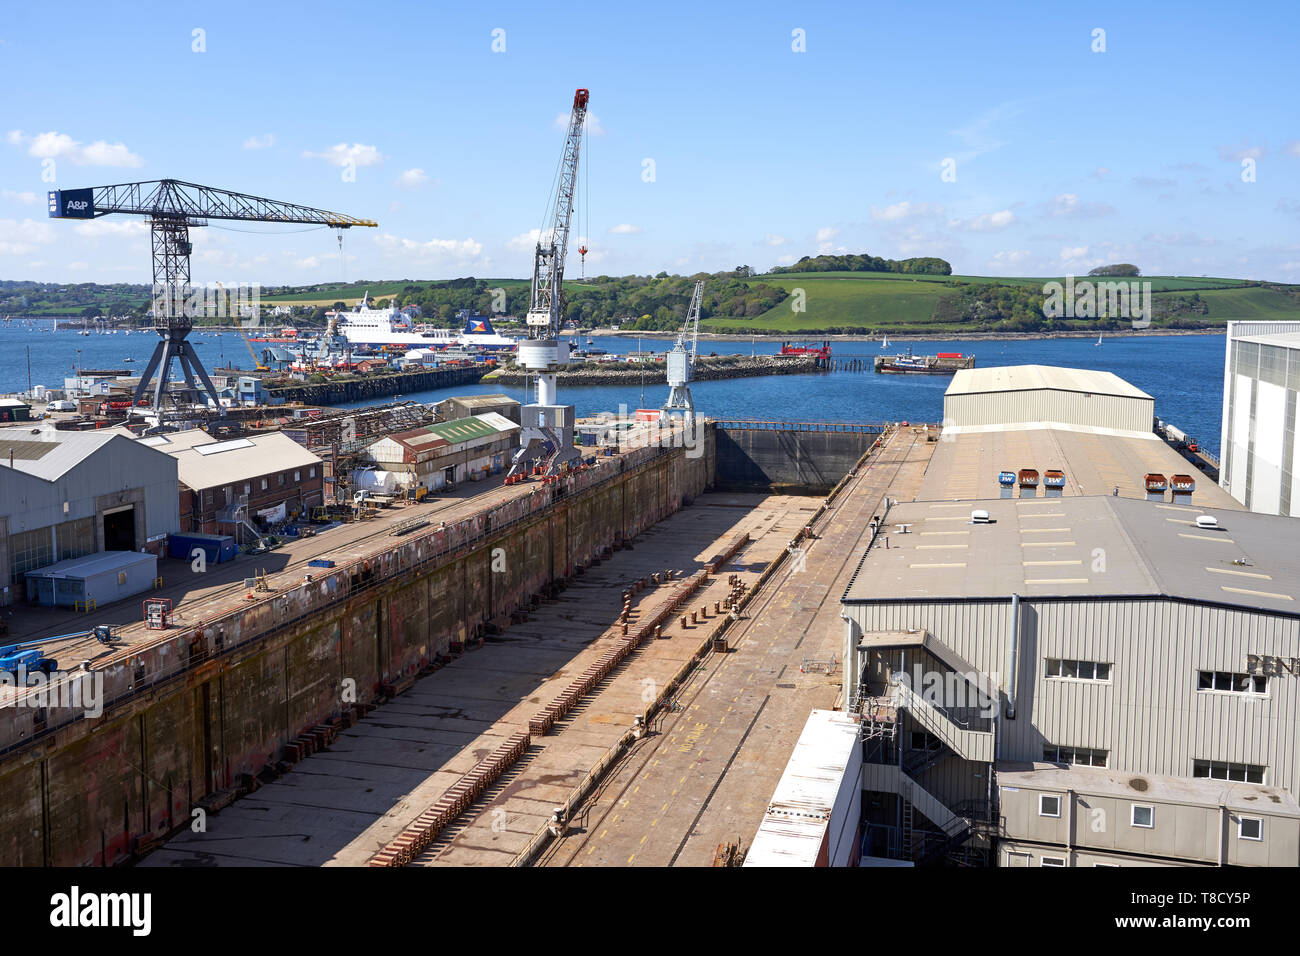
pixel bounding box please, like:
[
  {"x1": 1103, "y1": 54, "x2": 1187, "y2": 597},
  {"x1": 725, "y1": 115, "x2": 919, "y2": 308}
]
[{"x1": 47, "y1": 400, "x2": 77, "y2": 412}]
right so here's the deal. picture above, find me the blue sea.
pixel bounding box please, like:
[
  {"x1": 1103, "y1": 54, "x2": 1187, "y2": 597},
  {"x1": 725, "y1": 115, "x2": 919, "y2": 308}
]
[{"x1": 0, "y1": 322, "x2": 1226, "y2": 456}]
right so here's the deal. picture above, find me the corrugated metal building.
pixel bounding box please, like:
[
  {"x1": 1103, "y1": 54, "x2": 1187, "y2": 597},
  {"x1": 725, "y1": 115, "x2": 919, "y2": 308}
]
[
  {"x1": 361, "y1": 412, "x2": 520, "y2": 491},
  {"x1": 1219, "y1": 320, "x2": 1300, "y2": 516},
  {"x1": 944, "y1": 365, "x2": 1155, "y2": 435},
  {"x1": 0, "y1": 427, "x2": 179, "y2": 606},
  {"x1": 435, "y1": 394, "x2": 522, "y2": 426},
  {"x1": 142, "y1": 429, "x2": 324, "y2": 537},
  {"x1": 841, "y1": 494, "x2": 1300, "y2": 867}
]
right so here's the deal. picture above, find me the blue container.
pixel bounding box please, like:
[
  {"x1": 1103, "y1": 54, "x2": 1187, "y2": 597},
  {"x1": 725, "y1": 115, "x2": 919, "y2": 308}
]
[{"x1": 168, "y1": 532, "x2": 238, "y2": 564}]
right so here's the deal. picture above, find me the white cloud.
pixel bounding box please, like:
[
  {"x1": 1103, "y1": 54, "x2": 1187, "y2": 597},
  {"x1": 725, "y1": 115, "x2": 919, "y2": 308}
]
[
  {"x1": 297, "y1": 256, "x2": 321, "y2": 269},
  {"x1": 948, "y1": 210, "x2": 1016, "y2": 232},
  {"x1": 1049, "y1": 193, "x2": 1115, "y2": 219},
  {"x1": 395, "y1": 168, "x2": 429, "y2": 188},
  {"x1": 73, "y1": 220, "x2": 148, "y2": 238},
  {"x1": 242, "y1": 134, "x2": 275, "y2": 150},
  {"x1": 871, "y1": 201, "x2": 941, "y2": 222},
  {"x1": 607, "y1": 223, "x2": 642, "y2": 235},
  {"x1": 374, "y1": 233, "x2": 484, "y2": 261},
  {"x1": 1093, "y1": 167, "x2": 1111, "y2": 178},
  {"x1": 1217, "y1": 144, "x2": 1263, "y2": 162},
  {"x1": 6, "y1": 129, "x2": 143, "y2": 167},
  {"x1": 816, "y1": 226, "x2": 838, "y2": 242},
  {"x1": 554, "y1": 112, "x2": 605, "y2": 136},
  {"x1": 991, "y1": 249, "x2": 1032, "y2": 267},
  {"x1": 507, "y1": 228, "x2": 546, "y2": 252},
  {"x1": 764, "y1": 233, "x2": 787, "y2": 246},
  {"x1": 0, "y1": 217, "x2": 56, "y2": 254},
  {"x1": 1286, "y1": 141, "x2": 1300, "y2": 158},
  {"x1": 302, "y1": 143, "x2": 383, "y2": 167},
  {"x1": 1, "y1": 189, "x2": 38, "y2": 205},
  {"x1": 1060, "y1": 245, "x2": 1091, "y2": 262},
  {"x1": 815, "y1": 226, "x2": 845, "y2": 255}
]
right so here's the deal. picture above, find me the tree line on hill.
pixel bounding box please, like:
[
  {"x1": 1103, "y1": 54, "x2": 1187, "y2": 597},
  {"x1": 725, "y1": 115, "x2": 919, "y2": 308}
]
[{"x1": 769, "y1": 253, "x2": 953, "y2": 275}]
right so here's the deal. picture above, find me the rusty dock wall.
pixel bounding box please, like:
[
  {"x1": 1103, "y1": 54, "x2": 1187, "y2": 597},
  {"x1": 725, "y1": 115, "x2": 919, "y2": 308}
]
[{"x1": 0, "y1": 431, "x2": 714, "y2": 866}]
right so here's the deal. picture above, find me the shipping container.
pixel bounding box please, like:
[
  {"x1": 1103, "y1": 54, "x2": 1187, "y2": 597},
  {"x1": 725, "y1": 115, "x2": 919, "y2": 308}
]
[{"x1": 168, "y1": 532, "x2": 238, "y2": 564}]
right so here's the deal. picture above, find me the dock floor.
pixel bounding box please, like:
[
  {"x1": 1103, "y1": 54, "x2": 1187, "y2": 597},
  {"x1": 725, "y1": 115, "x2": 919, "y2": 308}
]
[{"x1": 539, "y1": 425, "x2": 935, "y2": 867}]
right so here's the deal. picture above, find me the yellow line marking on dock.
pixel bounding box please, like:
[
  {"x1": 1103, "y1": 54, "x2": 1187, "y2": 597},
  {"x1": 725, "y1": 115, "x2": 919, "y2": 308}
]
[
  {"x1": 1178, "y1": 533, "x2": 1236, "y2": 544},
  {"x1": 1021, "y1": 541, "x2": 1076, "y2": 547},
  {"x1": 1221, "y1": 586, "x2": 1292, "y2": 601},
  {"x1": 1205, "y1": 567, "x2": 1272, "y2": 580},
  {"x1": 1023, "y1": 559, "x2": 1082, "y2": 566}
]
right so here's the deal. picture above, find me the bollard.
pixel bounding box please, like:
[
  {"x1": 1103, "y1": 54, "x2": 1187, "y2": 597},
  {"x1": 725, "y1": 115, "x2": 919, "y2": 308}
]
[
  {"x1": 681, "y1": 615, "x2": 688, "y2": 628},
  {"x1": 690, "y1": 612, "x2": 697, "y2": 625},
  {"x1": 622, "y1": 622, "x2": 628, "y2": 635},
  {"x1": 714, "y1": 601, "x2": 720, "y2": 614},
  {"x1": 655, "y1": 625, "x2": 663, "y2": 639}
]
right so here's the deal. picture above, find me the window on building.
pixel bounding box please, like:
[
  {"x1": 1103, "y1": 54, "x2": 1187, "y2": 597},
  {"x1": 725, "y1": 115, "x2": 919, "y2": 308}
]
[
  {"x1": 1043, "y1": 745, "x2": 1108, "y2": 768},
  {"x1": 1193, "y1": 760, "x2": 1265, "y2": 784},
  {"x1": 1040, "y1": 856, "x2": 1066, "y2": 867},
  {"x1": 1238, "y1": 817, "x2": 1263, "y2": 841},
  {"x1": 1045, "y1": 658, "x2": 1111, "y2": 681},
  {"x1": 1131, "y1": 804, "x2": 1154, "y2": 828},
  {"x1": 1039, "y1": 794, "x2": 1061, "y2": 818},
  {"x1": 279, "y1": 473, "x2": 285, "y2": 486},
  {"x1": 309, "y1": 466, "x2": 316, "y2": 478},
  {"x1": 910, "y1": 730, "x2": 941, "y2": 752},
  {"x1": 1197, "y1": 670, "x2": 1267, "y2": 694},
  {"x1": 294, "y1": 470, "x2": 300, "y2": 482},
  {"x1": 260, "y1": 478, "x2": 267, "y2": 491}
]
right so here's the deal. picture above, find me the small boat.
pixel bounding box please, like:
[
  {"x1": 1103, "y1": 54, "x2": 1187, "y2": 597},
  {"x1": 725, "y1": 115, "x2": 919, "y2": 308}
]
[
  {"x1": 123, "y1": 357, "x2": 135, "y2": 363},
  {"x1": 880, "y1": 334, "x2": 890, "y2": 351},
  {"x1": 1095, "y1": 332, "x2": 1103, "y2": 346}
]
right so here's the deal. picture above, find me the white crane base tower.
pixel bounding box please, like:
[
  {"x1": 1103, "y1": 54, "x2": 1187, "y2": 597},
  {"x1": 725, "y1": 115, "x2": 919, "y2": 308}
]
[{"x1": 513, "y1": 337, "x2": 581, "y2": 476}]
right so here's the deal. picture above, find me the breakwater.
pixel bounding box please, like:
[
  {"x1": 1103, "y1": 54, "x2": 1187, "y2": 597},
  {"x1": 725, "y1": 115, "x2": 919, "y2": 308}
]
[
  {"x1": 266, "y1": 364, "x2": 488, "y2": 405},
  {"x1": 484, "y1": 353, "x2": 820, "y2": 386}
]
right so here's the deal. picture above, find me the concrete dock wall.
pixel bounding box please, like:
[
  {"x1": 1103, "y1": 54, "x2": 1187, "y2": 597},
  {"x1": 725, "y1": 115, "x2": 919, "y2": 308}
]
[
  {"x1": 0, "y1": 431, "x2": 714, "y2": 866},
  {"x1": 714, "y1": 424, "x2": 882, "y2": 493}
]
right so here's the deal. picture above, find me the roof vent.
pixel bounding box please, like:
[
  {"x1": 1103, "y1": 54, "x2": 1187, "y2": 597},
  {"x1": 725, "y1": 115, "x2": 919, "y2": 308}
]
[
  {"x1": 1195, "y1": 515, "x2": 1219, "y2": 530},
  {"x1": 971, "y1": 509, "x2": 991, "y2": 524}
]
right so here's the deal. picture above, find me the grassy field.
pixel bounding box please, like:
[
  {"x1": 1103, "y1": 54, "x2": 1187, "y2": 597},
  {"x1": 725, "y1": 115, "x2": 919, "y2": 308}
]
[
  {"x1": 702, "y1": 272, "x2": 1289, "y2": 332},
  {"x1": 259, "y1": 278, "x2": 532, "y2": 306}
]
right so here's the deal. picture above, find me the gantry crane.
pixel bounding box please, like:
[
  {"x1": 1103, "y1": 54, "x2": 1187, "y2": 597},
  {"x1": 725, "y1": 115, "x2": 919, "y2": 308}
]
[
  {"x1": 663, "y1": 279, "x2": 703, "y2": 424},
  {"x1": 509, "y1": 88, "x2": 589, "y2": 478},
  {"x1": 48, "y1": 180, "x2": 376, "y2": 412}
]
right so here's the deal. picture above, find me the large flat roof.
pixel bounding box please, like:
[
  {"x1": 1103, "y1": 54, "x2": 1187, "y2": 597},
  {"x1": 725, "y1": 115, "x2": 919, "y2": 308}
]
[
  {"x1": 843, "y1": 494, "x2": 1300, "y2": 614},
  {"x1": 146, "y1": 428, "x2": 322, "y2": 490},
  {"x1": 946, "y1": 365, "x2": 1152, "y2": 400},
  {"x1": 919, "y1": 426, "x2": 1241, "y2": 509},
  {"x1": 1235, "y1": 330, "x2": 1300, "y2": 350}
]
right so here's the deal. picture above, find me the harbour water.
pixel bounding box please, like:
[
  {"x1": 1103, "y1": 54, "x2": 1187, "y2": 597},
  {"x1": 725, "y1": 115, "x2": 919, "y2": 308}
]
[{"x1": 0, "y1": 324, "x2": 1227, "y2": 455}]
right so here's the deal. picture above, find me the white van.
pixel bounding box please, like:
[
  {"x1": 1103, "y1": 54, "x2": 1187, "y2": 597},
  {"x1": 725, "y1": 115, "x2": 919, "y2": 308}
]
[{"x1": 47, "y1": 400, "x2": 77, "y2": 412}]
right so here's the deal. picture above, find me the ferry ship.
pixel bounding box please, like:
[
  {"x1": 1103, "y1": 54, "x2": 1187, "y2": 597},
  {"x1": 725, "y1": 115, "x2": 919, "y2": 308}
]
[{"x1": 328, "y1": 296, "x2": 517, "y2": 351}]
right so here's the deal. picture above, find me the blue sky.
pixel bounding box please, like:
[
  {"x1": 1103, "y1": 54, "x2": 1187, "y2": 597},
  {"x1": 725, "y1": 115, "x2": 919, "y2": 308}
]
[{"x1": 1, "y1": 0, "x2": 1298, "y2": 286}]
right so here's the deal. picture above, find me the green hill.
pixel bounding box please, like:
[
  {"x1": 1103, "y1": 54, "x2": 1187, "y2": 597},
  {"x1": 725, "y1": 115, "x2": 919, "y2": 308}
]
[{"x1": 703, "y1": 272, "x2": 1292, "y2": 334}]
